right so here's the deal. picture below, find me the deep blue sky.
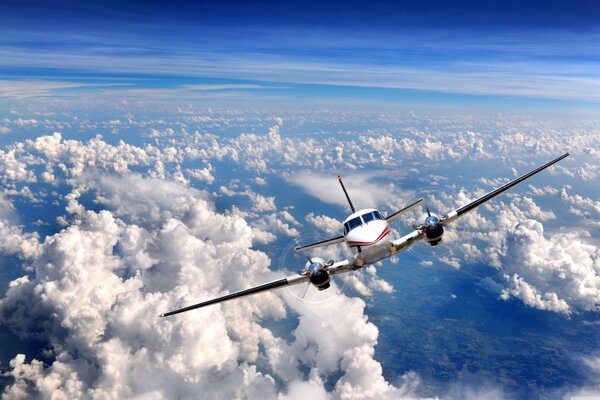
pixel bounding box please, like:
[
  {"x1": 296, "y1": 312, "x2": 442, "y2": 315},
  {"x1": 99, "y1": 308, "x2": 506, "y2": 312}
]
[
  {"x1": 1, "y1": 0, "x2": 600, "y2": 114},
  {"x1": 3, "y1": 0, "x2": 600, "y2": 30}
]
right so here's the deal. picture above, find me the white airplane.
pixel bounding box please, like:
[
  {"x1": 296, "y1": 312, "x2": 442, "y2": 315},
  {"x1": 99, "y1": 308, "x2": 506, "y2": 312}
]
[{"x1": 160, "y1": 153, "x2": 569, "y2": 317}]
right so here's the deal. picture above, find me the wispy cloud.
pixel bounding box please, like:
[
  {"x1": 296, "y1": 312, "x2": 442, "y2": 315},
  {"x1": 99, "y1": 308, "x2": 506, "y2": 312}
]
[
  {"x1": 0, "y1": 80, "x2": 129, "y2": 99},
  {"x1": 183, "y1": 84, "x2": 280, "y2": 91},
  {"x1": 290, "y1": 171, "x2": 416, "y2": 212},
  {"x1": 2, "y1": 25, "x2": 600, "y2": 104}
]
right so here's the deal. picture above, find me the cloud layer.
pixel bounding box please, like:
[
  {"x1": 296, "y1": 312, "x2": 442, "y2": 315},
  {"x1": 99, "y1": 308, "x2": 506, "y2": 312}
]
[
  {"x1": 0, "y1": 110, "x2": 597, "y2": 398},
  {"x1": 0, "y1": 135, "x2": 434, "y2": 398}
]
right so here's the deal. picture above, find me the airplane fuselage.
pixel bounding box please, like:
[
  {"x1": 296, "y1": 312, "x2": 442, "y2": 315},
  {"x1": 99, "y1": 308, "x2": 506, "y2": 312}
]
[{"x1": 342, "y1": 208, "x2": 395, "y2": 266}]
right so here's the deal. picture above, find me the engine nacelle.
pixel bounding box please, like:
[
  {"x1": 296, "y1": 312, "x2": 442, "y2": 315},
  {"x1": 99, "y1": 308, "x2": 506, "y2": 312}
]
[
  {"x1": 305, "y1": 257, "x2": 331, "y2": 290},
  {"x1": 310, "y1": 269, "x2": 331, "y2": 290},
  {"x1": 423, "y1": 215, "x2": 444, "y2": 246},
  {"x1": 425, "y1": 224, "x2": 444, "y2": 246}
]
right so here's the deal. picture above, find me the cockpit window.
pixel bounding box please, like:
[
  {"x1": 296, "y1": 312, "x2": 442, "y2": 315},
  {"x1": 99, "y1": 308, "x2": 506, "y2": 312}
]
[
  {"x1": 344, "y1": 211, "x2": 384, "y2": 234},
  {"x1": 344, "y1": 216, "x2": 363, "y2": 233},
  {"x1": 362, "y1": 211, "x2": 384, "y2": 223}
]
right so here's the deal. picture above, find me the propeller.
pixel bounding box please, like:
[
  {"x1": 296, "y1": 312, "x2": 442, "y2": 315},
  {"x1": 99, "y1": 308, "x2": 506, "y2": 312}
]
[
  {"x1": 414, "y1": 203, "x2": 445, "y2": 245},
  {"x1": 299, "y1": 280, "x2": 311, "y2": 300},
  {"x1": 297, "y1": 256, "x2": 334, "y2": 298}
]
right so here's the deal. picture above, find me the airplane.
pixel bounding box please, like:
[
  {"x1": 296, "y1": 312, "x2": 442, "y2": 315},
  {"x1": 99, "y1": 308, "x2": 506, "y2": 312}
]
[{"x1": 160, "y1": 152, "x2": 569, "y2": 317}]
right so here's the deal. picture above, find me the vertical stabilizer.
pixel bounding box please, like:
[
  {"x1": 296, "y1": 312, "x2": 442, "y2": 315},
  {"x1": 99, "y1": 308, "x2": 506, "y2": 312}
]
[{"x1": 338, "y1": 176, "x2": 356, "y2": 213}]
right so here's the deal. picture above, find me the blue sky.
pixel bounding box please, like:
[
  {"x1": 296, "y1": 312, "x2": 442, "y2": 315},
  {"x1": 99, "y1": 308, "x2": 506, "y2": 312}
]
[{"x1": 1, "y1": 0, "x2": 600, "y2": 114}]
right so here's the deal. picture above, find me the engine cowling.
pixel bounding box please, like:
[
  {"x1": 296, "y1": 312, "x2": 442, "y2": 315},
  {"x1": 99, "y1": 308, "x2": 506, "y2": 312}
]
[
  {"x1": 310, "y1": 269, "x2": 331, "y2": 290},
  {"x1": 305, "y1": 258, "x2": 331, "y2": 290},
  {"x1": 423, "y1": 215, "x2": 444, "y2": 246}
]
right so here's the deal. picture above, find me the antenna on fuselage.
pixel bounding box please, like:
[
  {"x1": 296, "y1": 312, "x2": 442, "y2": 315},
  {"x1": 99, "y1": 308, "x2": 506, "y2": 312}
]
[{"x1": 338, "y1": 176, "x2": 356, "y2": 213}]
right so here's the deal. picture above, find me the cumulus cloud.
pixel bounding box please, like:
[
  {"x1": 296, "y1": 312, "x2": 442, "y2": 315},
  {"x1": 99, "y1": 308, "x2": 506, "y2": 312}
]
[
  {"x1": 252, "y1": 212, "x2": 300, "y2": 238},
  {"x1": 528, "y1": 184, "x2": 559, "y2": 196},
  {"x1": 186, "y1": 165, "x2": 215, "y2": 185},
  {"x1": 1, "y1": 178, "x2": 282, "y2": 398},
  {"x1": 219, "y1": 185, "x2": 278, "y2": 213},
  {"x1": 0, "y1": 111, "x2": 596, "y2": 399},
  {"x1": 560, "y1": 188, "x2": 600, "y2": 222},
  {"x1": 416, "y1": 181, "x2": 599, "y2": 318},
  {"x1": 0, "y1": 194, "x2": 40, "y2": 259},
  {"x1": 497, "y1": 219, "x2": 599, "y2": 315},
  {"x1": 305, "y1": 213, "x2": 343, "y2": 237},
  {"x1": 0, "y1": 148, "x2": 36, "y2": 185},
  {"x1": 1, "y1": 167, "x2": 432, "y2": 399}
]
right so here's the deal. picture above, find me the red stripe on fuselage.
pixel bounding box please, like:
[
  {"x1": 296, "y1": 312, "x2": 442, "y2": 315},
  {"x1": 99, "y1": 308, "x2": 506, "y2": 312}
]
[{"x1": 347, "y1": 226, "x2": 390, "y2": 247}]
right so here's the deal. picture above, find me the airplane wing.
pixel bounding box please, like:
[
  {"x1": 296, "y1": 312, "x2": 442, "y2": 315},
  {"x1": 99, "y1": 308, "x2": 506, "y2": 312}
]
[
  {"x1": 294, "y1": 235, "x2": 345, "y2": 252},
  {"x1": 441, "y1": 152, "x2": 569, "y2": 225},
  {"x1": 160, "y1": 259, "x2": 355, "y2": 317},
  {"x1": 385, "y1": 198, "x2": 424, "y2": 223},
  {"x1": 391, "y1": 152, "x2": 570, "y2": 253},
  {"x1": 160, "y1": 273, "x2": 310, "y2": 317}
]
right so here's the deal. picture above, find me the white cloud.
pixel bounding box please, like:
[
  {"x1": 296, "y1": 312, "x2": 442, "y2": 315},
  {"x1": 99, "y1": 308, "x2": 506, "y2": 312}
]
[
  {"x1": 186, "y1": 165, "x2": 215, "y2": 185},
  {"x1": 5, "y1": 27, "x2": 600, "y2": 102},
  {"x1": 0, "y1": 80, "x2": 125, "y2": 99},
  {"x1": 219, "y1": 185, "x2": 277, "y2": 213},
  {"x1": 183, "y1": 84, "x2": 273, "y2": 91},
  {"x1": 0, "y1": 148, "x2": 37, "y2": 184},
  {"x1": 561, "y1": 188, "x2": 600, "y2": 219},
  {"x1": 291, "y1": 171, "x2": 408, "y2": 211},
  {"x1": 0, "y1": 194, "x2": 40, "y2": 259},
  {"x1": 305, "y1": 213, "x2": 343, "y2": 237},
  {"x1": 497, "y1": 219, "x2": 600, "y2": 315},
  {"x1": 1, "y1": 168, "x2": 434, "y2": 399},
  {"x1": 0, "y1": 178, "x2": 283, "y2": 398},
  {"x1": 252, "y1": 213, "x2": 300, "y2": 238},
  {"x1": 528, "y1": 184, "x2": 559, "y2": 196},
  {"x1": 0, "y1": 110, "x2": 596, "y2": 399},
  {"x1": 76, "y1": 172, "x2": 210, "y2": 225},
  {"x1": 561, "y1": 353, "x2": 600, "y2": 399}
]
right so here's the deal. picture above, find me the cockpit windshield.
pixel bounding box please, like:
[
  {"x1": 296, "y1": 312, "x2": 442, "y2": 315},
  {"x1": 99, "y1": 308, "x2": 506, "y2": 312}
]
[
  {"x1": 343, "y1": 211, "x2": 384, "y2": 234},
  {"x1": 343, "y1": 216, "x2": 362, "y2": 234},
  {"x1": 362, "y1": 210, "x2": 383, "y2": 223}
]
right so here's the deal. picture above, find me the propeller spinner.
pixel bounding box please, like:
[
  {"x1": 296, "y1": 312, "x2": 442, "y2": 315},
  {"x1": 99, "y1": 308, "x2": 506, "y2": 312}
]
[
  {"x1": 300, "y1": 257, "x2": 333, "y2": 290},
  {"x1": 415, "y1": 204, "x2": 445, "y2": 245}
]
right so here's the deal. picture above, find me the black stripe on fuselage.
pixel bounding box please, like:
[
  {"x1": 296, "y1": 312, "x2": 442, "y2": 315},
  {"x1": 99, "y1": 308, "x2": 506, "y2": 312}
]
[
  {"x1": 455, "y1": 152, "x2": 569, "y2": 217},
  {"x1": 160, "y1": 277, "x2": 290, "y2": 317}
]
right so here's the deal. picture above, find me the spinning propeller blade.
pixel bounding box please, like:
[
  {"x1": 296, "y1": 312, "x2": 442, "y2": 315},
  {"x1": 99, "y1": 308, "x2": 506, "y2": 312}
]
[{"x1": 300, "y1": 281, "x2": 311, "y2": 300}]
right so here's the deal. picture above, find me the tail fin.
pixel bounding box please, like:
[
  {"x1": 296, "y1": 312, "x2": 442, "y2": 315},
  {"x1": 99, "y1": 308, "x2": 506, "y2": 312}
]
[{"x1": 338, "y1": 176, "x2": 356, "y2": 213}]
